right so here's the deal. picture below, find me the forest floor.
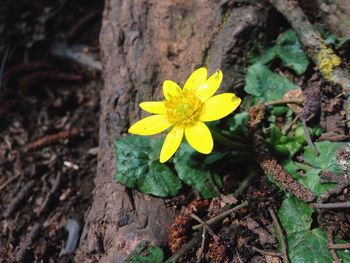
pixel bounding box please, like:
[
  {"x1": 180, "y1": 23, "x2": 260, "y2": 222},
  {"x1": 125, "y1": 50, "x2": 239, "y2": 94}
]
[{"x1": 0, "y1": 0, "x2": 102, "y2": 262}]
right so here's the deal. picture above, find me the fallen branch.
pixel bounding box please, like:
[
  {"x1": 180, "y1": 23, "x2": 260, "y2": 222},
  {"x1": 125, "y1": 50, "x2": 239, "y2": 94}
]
[
  {"x1": 190, "y1": 213, "x2": 219, "y2": 243},
  {"x1": 328, "y1": 244, "x2": 350, "y2": 250},
  {"x1": 252, "y1": 246, "x2": 282, "y2": 258},
  {"x1": 192, "y1": 201, "x2": 248, "y2": 231},
  {"x1": 317, "y1": 178, "x2": 350, "y2": 203},
  {"x1": 327, "y1": 228, "x2": 341, "y2": 263},
  {"x1": 313, "y1": 202, "x2": 350, "y2": 209},
  {"x1": 265, "y1": 98, "x2": 304, "y2": 107},
  {"x1": 25, "y1": 128, "x2": 79, "y2": 151},
  {"x1": 269, "y1": 208, "x2": 289, "y2": 263},
  {"x1": 164, "y1": 234, "x2": 202, "y2": 263}
]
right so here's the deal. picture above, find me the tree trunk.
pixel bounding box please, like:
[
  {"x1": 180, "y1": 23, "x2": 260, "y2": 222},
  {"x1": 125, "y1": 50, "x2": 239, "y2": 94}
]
[{"x1": 75, "y1": 1, "x2": 266, "y2": 262}]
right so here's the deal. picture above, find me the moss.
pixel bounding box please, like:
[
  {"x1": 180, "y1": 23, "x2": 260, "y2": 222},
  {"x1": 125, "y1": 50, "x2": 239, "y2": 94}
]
[{"x1": 316, "y1": 44, "x2": 341, "y2": 79}]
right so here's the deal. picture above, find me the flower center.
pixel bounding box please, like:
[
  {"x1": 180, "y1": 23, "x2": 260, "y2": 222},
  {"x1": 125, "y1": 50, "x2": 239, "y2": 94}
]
[{"x1": 165, "y1": 90, "x2": 203, "y2": 125}]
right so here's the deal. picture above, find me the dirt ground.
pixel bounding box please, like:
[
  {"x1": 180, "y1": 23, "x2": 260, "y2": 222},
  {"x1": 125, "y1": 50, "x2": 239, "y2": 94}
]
[{"x1": 0, "y1": 0, "x2": 102, "y2": 261}]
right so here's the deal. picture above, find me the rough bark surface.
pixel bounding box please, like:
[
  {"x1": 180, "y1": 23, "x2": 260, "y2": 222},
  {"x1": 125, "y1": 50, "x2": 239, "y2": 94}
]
[{"x1": 75, "y1": 1, "x2": 266, "y2": 262}]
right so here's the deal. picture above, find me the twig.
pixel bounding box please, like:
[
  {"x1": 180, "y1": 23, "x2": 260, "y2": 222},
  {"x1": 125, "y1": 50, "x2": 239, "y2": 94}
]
[
  {"x1": 0, "y1": 46, "x2": 9, "y2": 90},
  {"x1": 164, "y1": 233, "x2": 202, "y2": 263},
  {"x1": 317, "y1": 178, "x2": 350, "y2": 203},
  {"x1": 234, "y1": 168, "x2": 256, "y2": 197},
  {"x1": 4, "y1": 180, "x2": 36, "y2": 217},
  {"x1": 0, "y1": 173, "x2": 20, "y2": 191},
  {"x1": 328, "y1": 244, "x2": 350, "y2": 249},
  {"x1": 192, "y1": 201, "x2": 248, "y2": 231},
  {"x1": 196, "y1": 227, "x2": 206, "y2": 263},
  {"x1": 265, "y1": 98, "x2": 304, "y2": 106},
  {"x1": 301, "y1": 119, "x2": 319, "y2": 156},
  {"x1": 37, "y1": 172, "x2": 62, "y2": 215},
  {"x1": 18, "y1": 71, "x2": 84, "y2": 96},
  {"x1": 282, "y1": 113, "x2": 300, "y2": 135},
  {"x1": 63, "y1": 11, "x2": 101, "y2": 41},
  {"x1": 252, "y1": 246, "x2": 282, "y2": 258},
  {"x1": 25, "y1": 128, "x2": 79, "y2": 151},
  {"x1": 16, "y1": 223, "x2": 41, "y2": 262},
  {"x1": 190, "y1": 213, "x2": 219, "y2": 243},
  {"x1": 268, "y1": 208, "x2": 289, "y2": 263},
  {"x1": 327, "y1": 228, "x2": 341, "y2": 263},
  {"x1": 313, "y1": 202, "x2": 350, "y2": 209}
]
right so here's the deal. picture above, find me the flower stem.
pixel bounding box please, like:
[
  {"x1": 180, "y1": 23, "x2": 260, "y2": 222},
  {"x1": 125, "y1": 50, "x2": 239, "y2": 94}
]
[{"x1": 211, "y1": 128, "x2": 251, "y2": 151}]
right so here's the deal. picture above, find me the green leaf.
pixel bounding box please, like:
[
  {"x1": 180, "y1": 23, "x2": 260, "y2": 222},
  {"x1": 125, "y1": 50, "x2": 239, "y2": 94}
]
[
  {"x1": 278, "y1": 197, "x2": 313, "y2": 235},
  {"x1": 174, "y1": 143, "x2": 221, "y2": 198},
  {"x1": 301, "y1": 169, "x2": 335, "y2": 196},
  {"x1": 266, "y1": 125, "x2": 304, "y2": 158},
  {"x1": 288, "y1": 229, "x2": 332, "y2": 263},
  {"x1": 126, "y1": 241, "x2": 164, "y2": 263},
  {"x1": 115, "y1": 135, "x2": 182, "y2": 197},
  {"x1": 276, "y1": 30, "x2": 309, "y2": 75},
  {"x1": 278, "y1": 197, "x2": 350, "y2": 262},
  {"x1": 227, "y1": 112, "x2": 249, "y2": 136},
  {"x1": 303, "y1": 141, "x2": 350, "y2": 172},
  {"x1": 244, "y1": 64, "x2": 298, "y2": 102},
  {"x1": 253, "y1": 46, "x2": 277, "y2": 64},
  {"x1": 254, "y1": 30, "x2": 309, "y2": 75}
]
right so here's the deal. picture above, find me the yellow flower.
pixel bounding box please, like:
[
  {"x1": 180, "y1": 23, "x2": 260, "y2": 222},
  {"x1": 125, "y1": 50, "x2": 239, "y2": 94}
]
[{"x1": 128, "y1": 67, "x2": 241, "y2": 163}]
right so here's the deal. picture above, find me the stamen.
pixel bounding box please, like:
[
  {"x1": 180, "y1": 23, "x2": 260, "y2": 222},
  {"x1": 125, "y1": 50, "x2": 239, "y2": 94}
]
[{"x1": 165, "y1": 90, "x2": 203, "y2": 125}]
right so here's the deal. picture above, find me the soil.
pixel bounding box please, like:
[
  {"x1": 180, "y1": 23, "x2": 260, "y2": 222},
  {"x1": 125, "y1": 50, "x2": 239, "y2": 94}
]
[
  {"x1": 1, "y1": 0, "x2": 350, "y2": 262},
  {"x1": 0, "y1": 0, "x2": 102, "y2": 262}
]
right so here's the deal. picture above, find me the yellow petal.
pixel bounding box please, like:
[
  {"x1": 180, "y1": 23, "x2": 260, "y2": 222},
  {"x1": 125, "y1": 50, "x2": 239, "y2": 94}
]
[
  {"x1": 140, "y1": 101, "x2": 166, "y2": 114},
  {"x1": 199, "y1": 93, "x2": 241, "y2": 122},
  {"x1": 183, "y1": 67, "x2": 207, "y2": 93},
  {"x1": 196, "y1": 70, "x2": 223, "y2": 101},
  {"x1": 160, "y1": 125, "x2": 184, "y2": 163},
  {"x1": 163, "y1": 80, "x2": 182, "y2": 100},
  {"x1": 185, "y1": 122, "x2": 213, "y2": 154},
  {"x1": 128, "y1": 115, "x2": 171, "y2": 135}
]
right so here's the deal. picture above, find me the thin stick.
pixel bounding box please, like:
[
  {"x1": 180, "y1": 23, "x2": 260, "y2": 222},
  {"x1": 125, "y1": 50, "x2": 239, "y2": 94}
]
[
  {"x1": 164, "y1": 234, "x2": 202, "y2": 263},
  {"x1": 265, "y1": 98, "x2": 304, "y2": 107},
  {"x1": 268, "y1": 208, "x2": 289, "y2": 263},
  {"x1": 327, "y1": 228, "x2": 341, "y2": 263},
  {"x1": 318, "y1": 179, "x2": 350, "y2": 203},
  {"x1": 328, "y1": 244, "x2": 350, "y2": 249},
  {"x1": 234, "y1": 168, "x2": 256, "y2": 197},
  {"x1": 190, "y1": 213, "x2": 219, "y2": 242},
  {"x1": 282, "y1": 114, "x2": 300, "y2": 135},
  {"x1": 252, "y1": 246, "x2": 282, "y2": 258},
  {"x1": 301, "y1": 119, "x2": 319, "y2": 156},
  {"x1": 192, "y1": 201, "x2": 248, "y2": 231},
  {"x1": 313, "y1": 202, "x2": 350, "y2": 209},
  {"x1": 196, "y1": 227, "x2": 206, "y2": 263},
  {"x1": 0, "y1": 174, "x2": 20, "y2": 191}
]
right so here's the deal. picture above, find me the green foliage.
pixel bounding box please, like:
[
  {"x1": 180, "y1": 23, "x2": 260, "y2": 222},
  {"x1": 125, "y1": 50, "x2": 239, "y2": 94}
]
[
  {"x1": 226, "y1": 112, "x2": 249, "y2": 137},
  {"x1": 254, "y1": 30, "x2": 309, "y2": 75},
  {"x1": 304, "y1": 141, "x2": 349, "y2": 173},
  {"x1": 115, "y1": 136, "x2": 223, "y2": 198},
  {"x1": 125, "y1": 241, "x2": 164, "y2": 263},
  {"x1": 115, "y1": 135, "x2": 182, "y2": 197},
  {"x1": 174, "y1": 143, "x2": 222, "y2": 198},
  {"x1": 266, "y1": 125, "x2": 304, "y2": 158},
  {"x1": 244, "y1": 64, "x2": 298, "y2": 102},
  {"x1": 281, "y1": 141, "x2": 349, "y2": 196},
  {"x1": 278, "y1": 197, "x2": 350, "y2": 263}
]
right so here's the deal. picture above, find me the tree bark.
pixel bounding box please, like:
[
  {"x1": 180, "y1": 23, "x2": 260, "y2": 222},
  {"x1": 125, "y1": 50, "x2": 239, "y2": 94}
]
[{"x1": 75, "y1": 1, "x2": 266, "y2": 262}]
